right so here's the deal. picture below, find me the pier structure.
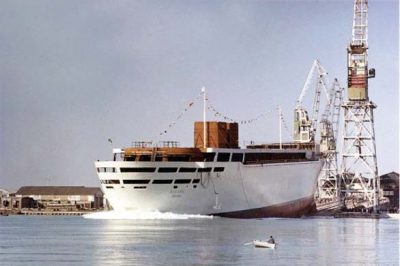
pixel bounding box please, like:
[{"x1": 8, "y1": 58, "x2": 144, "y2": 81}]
[{"x1": 340, "y1": 0, "x2": 380, "y2": 212}]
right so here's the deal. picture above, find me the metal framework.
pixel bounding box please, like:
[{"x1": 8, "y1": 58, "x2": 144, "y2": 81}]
[
  {"x1": 352, "y1": 0, "x2": 368, "y2": 46},
  {"x1": 317, "y1": 79, "x2": 344, "y2": 200},
  {"x1": 340, "y1": 0, "x2": 380, "y2": 211}
]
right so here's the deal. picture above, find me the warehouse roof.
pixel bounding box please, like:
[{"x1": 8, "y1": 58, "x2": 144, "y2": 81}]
[
  {"x1": 16, "y1": 186, "x2": 102, "y2": 196},
  {"x1": 380, "y1": 172, "x2": 399, "y2": 186}
]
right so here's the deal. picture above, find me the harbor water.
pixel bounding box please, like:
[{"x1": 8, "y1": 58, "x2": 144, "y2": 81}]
[{"x1": 0, "y1": 214, "x2": 398, "y2": 265}]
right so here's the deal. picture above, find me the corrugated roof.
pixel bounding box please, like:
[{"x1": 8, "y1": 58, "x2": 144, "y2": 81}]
[{"x1": 16, "y1": 186, "x2": 102, "y2": 196}]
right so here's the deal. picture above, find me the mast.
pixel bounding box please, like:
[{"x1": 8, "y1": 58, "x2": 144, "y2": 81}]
[
  {"x1": 202, "y1": 87, "x2": 207, "y2": 148},
  {"x1": 278, "y1": 105, "x2": 282, "y2": 149}
]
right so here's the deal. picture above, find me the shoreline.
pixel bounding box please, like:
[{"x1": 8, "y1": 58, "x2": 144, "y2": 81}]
[{"x1": 2, "y1": 209, "x2": 398, "y2": 219}]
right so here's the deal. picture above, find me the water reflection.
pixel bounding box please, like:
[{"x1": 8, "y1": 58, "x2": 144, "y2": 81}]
[
  {"x1": 0, "y1": 216, "x2": 398, "y2": 265},
  {"x1": 91, "y1": 217, "x2": 399, "y2": 265},
  {"x1": 92, "y1": 218, "x2": 243, "y2": 265}
]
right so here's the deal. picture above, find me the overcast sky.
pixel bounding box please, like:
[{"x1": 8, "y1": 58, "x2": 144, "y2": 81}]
[{"x1": 0, "y1": 0, "x2": 398, "y2": 191}]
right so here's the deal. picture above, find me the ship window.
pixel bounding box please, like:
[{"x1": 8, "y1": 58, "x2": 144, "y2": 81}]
[
  {"x1": 174, "y1": 179, "x2": 191, "y2": 184},
  {"x1": 123, "y1": 179, "x2": 150, "y2": 184},
  {"x1": 120, "y1": 167, "x2": 156, "y2": 173},
  {"x1": 139, "y1": 155, "x2": 151, "y2": 161},
  {"x1": 105, "y1": 186, "x2": 114, "y2": 189},
  {"x1": 153, "y1": 179, "x2": 173, "y2": 184},
  {"x1": 231, "y1": 153, "x2": 244, "y2": 162},
  {"x1": 214, "y1": 167, "x2": 224, "y2": 172},
  {"x1": 173, "y1": 185, "x2": 178, "y2": 189},
  {"x1": 179, "y1": 167, "x2": 197, "y2": 172},
  {"x1": 155, "y1": 156, "x2": 164, "y2": 161},
  {"x1": 198, "y1": 167, "x2": 212, "y2": 173},
  {"x1": 98, "y1": 167, "x2": 116, "y2": 173},
  {"x1": 158, "y1": 167, "x2": 178, "y2": 173},
  {"x1": 124, "y1": 156, "x2": 136, "y2": 161},
  {"x1": 134, "y1": 186, "x2": 147, "y2": 189},
  {"x1": 244, "y1": 153, "x2": 272, "y2": 163},
  {"x1": 102, "y1": 179, "x2": 120, "y2": 184},
  {"x1": 244, "y1": 152, "x2": 306, "y2": 164},
  {"x1": 192, "y1": 179, "x2": 200, "y2": 184},
  {"x1": 202, "y1": 153, "x2": 216, "y2": 162},
  {"x1": 167, "y1": 155, "x2": 190, "y2": 162},
  {"x1": 193, "y1": 185, "x2": 197, "y2": 188},
  {"x1": 98, "y1": 167, "x2": 115, "y2": 173},
  {"x1": 217, "y1": 153, "x2": 230, "y2": 162}
]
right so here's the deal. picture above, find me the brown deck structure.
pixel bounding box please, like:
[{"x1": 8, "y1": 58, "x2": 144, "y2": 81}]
[
  {"x1": 123, "y1": 147, "x2": 214, "y2": 162},
  {"x1": 118, "y1": 122, "x2": 318, "y2": 164}
]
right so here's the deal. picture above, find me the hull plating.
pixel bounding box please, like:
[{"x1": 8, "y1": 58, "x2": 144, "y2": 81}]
[{"x1": 96, "y1": 160, "x2": 322, "y2": 218}]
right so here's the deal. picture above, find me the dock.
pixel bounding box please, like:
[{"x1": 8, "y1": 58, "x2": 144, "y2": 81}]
[
  {"x1": 16, "y1": 210, "x2": 88, "y2": 216},
  {"x1": 0, "y1": 206, "x2": 108, "y2": 216},
  {"x1": 314, "y1": 199, "x2": 341, "y2": 216},
  {"x1": 333, "y1": 212, "x2": 385, "y2": 219}
]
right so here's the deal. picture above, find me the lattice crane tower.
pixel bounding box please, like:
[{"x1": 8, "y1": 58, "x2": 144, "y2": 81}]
[{"x1": 340, "y1": 0, "x2": 380, "y2": 211}]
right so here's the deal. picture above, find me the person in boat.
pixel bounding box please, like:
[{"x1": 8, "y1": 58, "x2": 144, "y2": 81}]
[{"x1": 267, "y1": 236, "x2": 275, "y2": 244}]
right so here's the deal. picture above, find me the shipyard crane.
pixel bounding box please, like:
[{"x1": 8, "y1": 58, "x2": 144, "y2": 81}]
[
  {"x1": 317, "y1": 79, "x2": 344, "y2": 200},
  {"x1": 340, "y1": 0, "x2": 379, "y2": 212},
  {"x1": 294, "y1": 60, "x2": 344, "y2": 203},
  {"x1": 320, "y1": 78, "x2": 344, "y2": 154},
  {"x1": 294, "y1": 59, "x2": 329, "y2": 144}
]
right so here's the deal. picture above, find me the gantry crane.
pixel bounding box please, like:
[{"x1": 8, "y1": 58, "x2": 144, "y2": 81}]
[{"x1": 340, "y1": 0, "x2": 380, "y2": 211}]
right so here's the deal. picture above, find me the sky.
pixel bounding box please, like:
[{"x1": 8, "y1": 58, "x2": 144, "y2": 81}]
[{"x1": 0, "y1": 0, "x2": 398, "y2": 191}]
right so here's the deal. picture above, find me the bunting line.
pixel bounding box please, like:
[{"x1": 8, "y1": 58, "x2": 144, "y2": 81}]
[
  {"x1": 207, "y1": 99, "x2": 275, "y2": 125},
  {"x1": 158, "y1": 89, "x2": 293, "y2": 139},
  {"x1": 279, "y1": 108, "x2": 293, "y2": 138},
  {"x1": 159, "y1": 90, "x2": 204, "y2": 136}
]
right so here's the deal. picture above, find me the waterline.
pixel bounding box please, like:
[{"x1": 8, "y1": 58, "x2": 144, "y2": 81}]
[{"x1": 83, "y1": 210, "x2": 214, "y2": 220}]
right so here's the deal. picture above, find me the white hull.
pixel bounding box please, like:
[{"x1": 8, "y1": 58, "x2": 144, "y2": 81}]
[
  {"x1": 95, "y1": 158, "x2": 322, "y2": 218},
  {"x1": 253, "y1": 240, "x2": 276, "y2": 249}
]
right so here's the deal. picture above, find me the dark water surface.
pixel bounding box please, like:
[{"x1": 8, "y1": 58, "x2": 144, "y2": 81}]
[{"x1": 0, "y1": 215, "x2": 398, "y2": 265}]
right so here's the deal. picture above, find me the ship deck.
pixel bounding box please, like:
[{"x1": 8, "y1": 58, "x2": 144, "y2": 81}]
[{"x1": 112, "y1": 142, "x2": 319, "y2": 165}]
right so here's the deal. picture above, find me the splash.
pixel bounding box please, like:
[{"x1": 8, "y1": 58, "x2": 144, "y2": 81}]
[{"x1": 83, "y1": 210, "x2": 213, "y2": 220}]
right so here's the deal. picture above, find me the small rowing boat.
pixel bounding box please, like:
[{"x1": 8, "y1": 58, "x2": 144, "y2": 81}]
[{"x1": 253, "y1": 240, "x2": 276, "y2": 249}]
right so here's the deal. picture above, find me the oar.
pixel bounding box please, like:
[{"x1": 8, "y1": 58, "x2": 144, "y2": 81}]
[{"x1": 243, "y1": 242, "x2": 253, "y2": 246}]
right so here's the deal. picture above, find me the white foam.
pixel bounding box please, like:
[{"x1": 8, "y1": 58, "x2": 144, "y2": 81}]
[{"x1": 83, "y1": 210, "x2": 213, "y2": 220}]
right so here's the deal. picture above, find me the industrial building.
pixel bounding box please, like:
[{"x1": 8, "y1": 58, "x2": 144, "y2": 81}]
[
  {"x1": 380, "y1": 172, "x2": 399, "y2": 212},
  {"x1": 13, "y1": 186, "x2": 104, "y2": 211}
]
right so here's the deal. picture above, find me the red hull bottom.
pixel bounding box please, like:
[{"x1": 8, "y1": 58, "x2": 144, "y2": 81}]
[{"x1": 213, "y1": 196, "x2": 316, "y2": 219}]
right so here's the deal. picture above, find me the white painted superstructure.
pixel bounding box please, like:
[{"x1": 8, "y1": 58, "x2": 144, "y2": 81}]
[{"x1": 95, "y1": 147, "x2": 323, "y2": 218}]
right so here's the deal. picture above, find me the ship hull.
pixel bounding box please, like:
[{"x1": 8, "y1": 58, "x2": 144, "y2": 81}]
[
  {"x1": 215, "y1": 195, "x2": 316, "y2": 218},
  {"x1": 95, "y1": 159, "x2": 322, "y2": 218}
]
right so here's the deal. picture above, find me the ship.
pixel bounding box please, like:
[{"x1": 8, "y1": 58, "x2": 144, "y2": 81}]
[{"x1": 95, "y1": 121, "x2": 323, "y2": 218}]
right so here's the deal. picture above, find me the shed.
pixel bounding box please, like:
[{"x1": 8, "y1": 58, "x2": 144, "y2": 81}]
[{"x1": 15, "y1": 186, "x2": 103, "y2": 210}]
